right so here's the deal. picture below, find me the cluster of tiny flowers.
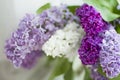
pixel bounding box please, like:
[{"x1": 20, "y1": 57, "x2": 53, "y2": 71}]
[
  {"x1": 90, "y1": 64, "x2": 108, "y2": 80},
  {"x1": 42, "y1": 22, "x2": 84, "y2": 59},
  {"x1": 76, "y1": 3, "x2": 120, "y2": 79},
  {"x1": 76, "y1": 4, "x2": 107, "y2": 65},
  {"x1": 5, "y1": 21, "x2": 42, "y2": 69},
  {"x1": 76, "y1": 4, "x2": 107, "y2": 35},
  {"x1": 78, "y1": 35, "x2": 102, "y2": 65},
  {"x1": 99, "y1": 26, "x2": 120, "y2": 78},
  {"x1": 5, "y1": 5, "x2": 78, "y2": 69}
]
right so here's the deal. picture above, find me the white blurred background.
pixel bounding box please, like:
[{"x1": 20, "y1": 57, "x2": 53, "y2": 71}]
[{"x1": 0, "y1": 0, "x2": 83, "y2": 80}]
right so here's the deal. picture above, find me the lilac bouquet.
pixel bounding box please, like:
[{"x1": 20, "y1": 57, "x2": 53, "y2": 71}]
[
  {"x1": 76, "y1": 3, "x2": 120, "y2": 80},
  {"x1": 4, "y1": 1, "x2": 120, "y2": 80}
]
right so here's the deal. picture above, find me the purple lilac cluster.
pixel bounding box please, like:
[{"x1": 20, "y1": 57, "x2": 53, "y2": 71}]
[
  {"x1": 90, "y1": 64, "x2": 108, "y2": 80},
  {"x1": 76, "y1": 4, "x2": 107, "y2": 35},
  {"x1": 76, "y1": 4, "x2": 107, "y2": 65},
  {"x1": 99, "y1": 26, "x2": 120, "y2": 78},
  {"x1": 5, "y1": 5, "x2": 78, "y2": 69},
  {"x1": 78, "y1": 35, "x2": 102, "y2": 65}
]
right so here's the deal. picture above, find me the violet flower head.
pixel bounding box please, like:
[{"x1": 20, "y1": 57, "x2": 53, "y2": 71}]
[
  {"x1": 78, "y1": 35, "x2": 102, "y2": 65},
  {"x1": 76, "y1": 4, "x2": 107, "y2": 35},
  {"x1": 77, "y1": 4, "x2": 108, "y2": 65},
  {"x1": 99, "y1": 26, "x2": 120, "y2": 78},
  {"x1": 5, "y1": 22, "x2": 42, "y2": 68},
  {"x1": 5, "y1": 5, "x2": 78, "y2": 69}
]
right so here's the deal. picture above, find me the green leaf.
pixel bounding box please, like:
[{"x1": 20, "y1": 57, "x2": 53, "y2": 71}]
[
  {"x1": 100, "y1": 7, "x2": 120, "y2": 22},
  {"x1": 115, "y1": 24, "x2": 120, "y2": 33},
  {"x1": 64, "y1": 63, "x2": 73, "y2": 80},
  {"x1": 68, "y1": 6, "x2": 80, "y2": 14},
  {"x1": 84, "y1": 66, "x2": 92, "y2": 80},
  {"x1": 45, "y1": 56, "x2": 54, "y2": 67},
  {"x1": 36, "y1": 3, "x2": 51, "y2": 14},
  {"x1": 97, "y1": 64, "x2": 106, "y2": 77},
  {"x1": 48, "y1": 58, "x2": 71, "y2": 80},
  {"x1": 110, "y1": 75, "x2": 120, "y2": 80},
  {"x1": 84, "y1": 0, "x2": 120, "y2": 22},
  {"x1": 97, "y1": 0, "x2": 118, "y2": 11}
]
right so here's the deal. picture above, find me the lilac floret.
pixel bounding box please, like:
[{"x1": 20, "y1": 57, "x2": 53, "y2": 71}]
[
  {"x1": 78, "y1": 35, "x2": 102, "y2": 65},
  {"x1": 76, "y1": 4, "x2": 107, "y2": 35},
  {"x1": 90, "y1": 64, "x2": 108, "y2": 80},
  {"x1": 21, "y1": 50, "x2": 41, "y2": 69},
  {"x1": 5, "y1": 5, "x2": 78, "y2": 69},
  {"x1": 99, "y1": 26, "x2": 120, "y2": 78}
]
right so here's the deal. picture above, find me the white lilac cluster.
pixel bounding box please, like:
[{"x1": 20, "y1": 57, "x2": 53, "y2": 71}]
[
  {"x1": 42, "y1": 22, "x2": 84, "y2": 59},
  {"x1": 99, "y1": 26, "x2": 120, "y2": 78}
]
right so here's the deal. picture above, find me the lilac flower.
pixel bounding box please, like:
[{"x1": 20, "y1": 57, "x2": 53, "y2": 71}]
[
  {"x1": 76, "y1": 4, "x2": 108, "y2": 65},
  {"x1": 21, "y1": 50, "x2": 41, "y2": 69},
  {"x1": 99, "y1": 26, "x2": 120, "y2": 78},
  {"x1": 5, "y1": 5, "x2": 78, "y2": 69},
  {"x1": 5, "y1": 25, "x2": 42, "y2": 68},
  {"x1": 76, "y1": 4, "x2": 107, "y2": 35},
  {"x1": 78, "y1": 35, "x2": 102, "y2": 65}
]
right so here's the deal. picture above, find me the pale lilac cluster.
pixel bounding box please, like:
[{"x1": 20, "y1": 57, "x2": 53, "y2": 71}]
[
  {"x1": 5, "y1": 20, "x2": 43, "y2": 68},
  {"x1": 5, "y1": 5, "x2": 78, "y2": 69},
  {"x1": 90, "y1": 64, "x2": 108, "y2": 80},
  {"x1": 99, "y1": 26, "x2": 120, "y2": 78},
  {"x1": 76, "y1": 4, "x2": 107, "y2": 65}
]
